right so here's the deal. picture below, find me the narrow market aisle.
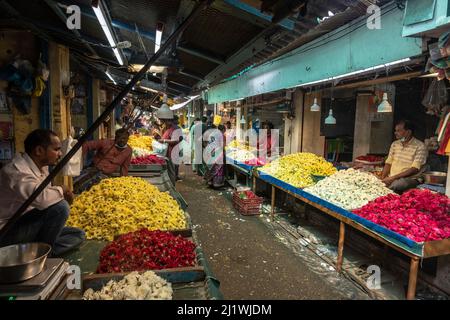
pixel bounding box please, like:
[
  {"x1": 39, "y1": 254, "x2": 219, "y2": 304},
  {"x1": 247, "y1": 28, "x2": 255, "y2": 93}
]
[{"x1": 176, "y1": 166, "x2": 366, "y2": 300}]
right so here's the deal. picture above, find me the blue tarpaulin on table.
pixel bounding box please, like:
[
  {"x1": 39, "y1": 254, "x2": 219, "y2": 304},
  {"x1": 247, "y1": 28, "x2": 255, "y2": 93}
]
[
  {"x1": 417, "y1": 184, "x2": 446, "y2": 194},
  {"x1": 225, "y1": 157, "x2": 254, "y2": 174},
  {"x1": 256, "y1": 171, "x2": 424, "y2": 256}
]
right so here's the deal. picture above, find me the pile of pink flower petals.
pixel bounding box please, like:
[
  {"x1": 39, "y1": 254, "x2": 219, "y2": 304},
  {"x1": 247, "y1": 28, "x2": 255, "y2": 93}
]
[{"x1": 353, "y1": 189, "x2": 450, "y2": 242}]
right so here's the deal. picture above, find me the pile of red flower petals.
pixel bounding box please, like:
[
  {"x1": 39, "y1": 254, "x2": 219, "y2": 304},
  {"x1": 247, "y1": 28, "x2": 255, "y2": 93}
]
[
  {"x1": 356, "y1": 155, "x2": 384, "y2": 162},
  {"x1": 244, "y1": 158, "x2": 266, "y2": 166},
  {"x1": 353, "y1": 189, "x2": 450, "y2": 242},
  {"x1": 131, "y1": 154, "x2": 166, "y2": 165},
  {"x1": 97, "y1": 229, "x2": 197, "y2": 273}
]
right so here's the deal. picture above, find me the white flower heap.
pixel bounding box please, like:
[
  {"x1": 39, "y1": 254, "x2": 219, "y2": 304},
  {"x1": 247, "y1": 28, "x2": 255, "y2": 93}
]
[
  {"x1": 305, "y1": 168, "x2": 393, "y2": 210},
  {"x1": 132, "y1": 147, "x2": 153, "y2": 159},
  {"x1": 83, "y1": 271, "x2": 173, "y2": 300},
  {"x1": 227, "y1": 149, "x2": 257, "y2": 162}
]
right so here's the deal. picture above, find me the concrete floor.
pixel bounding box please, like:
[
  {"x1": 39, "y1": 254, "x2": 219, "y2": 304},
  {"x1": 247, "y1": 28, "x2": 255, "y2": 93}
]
[{"x1": 176, "y1": 166, "x2": 366, "y2": 300}]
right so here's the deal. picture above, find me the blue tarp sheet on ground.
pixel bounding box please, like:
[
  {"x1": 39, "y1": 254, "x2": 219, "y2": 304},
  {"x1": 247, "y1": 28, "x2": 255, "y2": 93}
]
[{"x1": 256, "y1": 171, "x2": 424, "y2": 256}]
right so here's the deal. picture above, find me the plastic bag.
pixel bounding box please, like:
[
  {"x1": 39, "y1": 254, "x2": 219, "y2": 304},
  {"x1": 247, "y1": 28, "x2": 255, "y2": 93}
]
[
  {"x1": 61, "y1": 136, "x2": 83, "y2": 177},
  {"x1": 422, "y1": 79, "x2": 448, "y2": 115},
  {"x1": 152, "y1": 140, "x2": 168, "y2": 157}
]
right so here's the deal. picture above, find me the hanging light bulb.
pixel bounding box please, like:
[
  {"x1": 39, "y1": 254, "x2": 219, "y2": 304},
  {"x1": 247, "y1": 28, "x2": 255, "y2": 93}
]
[
  {"x1": 310, "y1": 98, "x2": 320, "y2": 112},
  {"x1": 325, "y1": 109, "x2": 336, "y2": 125},
  {"x1": 240, "y1": 115, "x2": 246, "y2": 124},
  {"x1": 377, "y1": 92, "x2": 393, "y2": 113}
]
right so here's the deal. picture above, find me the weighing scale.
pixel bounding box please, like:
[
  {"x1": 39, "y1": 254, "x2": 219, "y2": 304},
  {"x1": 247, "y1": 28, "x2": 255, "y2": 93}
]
[{"x1": 0, "y1": 259, "x2": 68, "y2": 300}]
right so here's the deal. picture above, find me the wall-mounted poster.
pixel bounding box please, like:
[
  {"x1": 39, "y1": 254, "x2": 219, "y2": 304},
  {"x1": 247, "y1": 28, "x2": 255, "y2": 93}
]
[
  {"x1": 0, "y1": 141, "x2": 13, "y2": 160},
  {"x1": 75, "y1": 84, "x2": 86, "y2": 97},
  {"x1": 71, "y1": 98, "x2": 85, "y2": 114},
  {"x1": 0, "y1": 92, "x2": 9, "y2": 113},
  {"x1": 0, "y1": 121, "x2": 13, "y2": 140}
]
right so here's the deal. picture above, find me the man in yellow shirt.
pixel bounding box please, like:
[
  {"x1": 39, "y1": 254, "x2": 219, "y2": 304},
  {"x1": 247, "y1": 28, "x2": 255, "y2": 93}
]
[{"x1": 381, "y1": 120, "x2": 428, "y2": 193}]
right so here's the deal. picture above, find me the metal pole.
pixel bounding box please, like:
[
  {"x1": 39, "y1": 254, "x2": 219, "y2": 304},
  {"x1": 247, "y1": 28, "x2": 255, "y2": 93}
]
[{"x1": 0, "y1": 0, "x2": 213, "y2": 241}]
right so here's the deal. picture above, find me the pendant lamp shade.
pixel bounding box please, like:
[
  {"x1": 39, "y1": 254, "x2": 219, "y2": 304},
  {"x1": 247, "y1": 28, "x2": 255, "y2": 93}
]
[
  {"x1": 325, "y1": 109, "x2": 336, "y2": 125},
  {"x1": 310, "y1": 98, "x2": 320, "y2": 112},
  {"x1": 377, "y1": 92, "x2": 393, "y2": 113}
]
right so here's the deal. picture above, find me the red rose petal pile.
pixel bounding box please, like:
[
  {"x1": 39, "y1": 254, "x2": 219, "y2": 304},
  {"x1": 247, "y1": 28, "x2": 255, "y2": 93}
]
[
  {"x1": 131, "y1": 154, "x2": 166, "y2": 165},
  {"x1": 353, "y1": 189, "x2": 450, "y2": 242},
  {"x1": 356, "y1": 155, "x2": 384, "y2": 162},
  {"x1": 244, "y1": 158, "x2": 266, "y2": 166},
  {"x1": 97, "y1": 229, "x2": 196, "y2": 273}
]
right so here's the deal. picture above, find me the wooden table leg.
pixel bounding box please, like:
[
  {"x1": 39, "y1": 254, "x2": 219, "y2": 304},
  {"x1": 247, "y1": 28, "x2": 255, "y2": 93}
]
[
  {"x1": 406, "y1": 257, "x2": 420, "y2": 300},
  {"x1": 336, "y1": 222, "x2": 345, "y2": 273},
  {"x1": 271, "y1": 185, "x2": 276, "y2": 221}
]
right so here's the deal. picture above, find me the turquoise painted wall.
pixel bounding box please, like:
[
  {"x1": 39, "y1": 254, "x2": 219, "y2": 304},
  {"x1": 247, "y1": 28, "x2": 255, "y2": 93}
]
[
  {"x1": 402, "y1": 0, "x2": 450, "y2": 37},
  {"x1": 207, "y1": 4, "x2": 423, "y2": 104}
]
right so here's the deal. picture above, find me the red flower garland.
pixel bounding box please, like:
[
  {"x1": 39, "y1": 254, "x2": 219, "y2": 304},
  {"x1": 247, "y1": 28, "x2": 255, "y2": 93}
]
[
  {"x1": 97, "y1": 229, "x2": 196, "y2": 273},
  {"x1": 353, "y1": 189, "x2": 450, "y2": 242}
]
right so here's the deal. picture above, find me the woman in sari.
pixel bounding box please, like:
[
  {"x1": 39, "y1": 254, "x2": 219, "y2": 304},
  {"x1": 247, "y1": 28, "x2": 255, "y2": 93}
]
[{"x1": 204, "y1": 125, "x2": 226, "y2": 188}]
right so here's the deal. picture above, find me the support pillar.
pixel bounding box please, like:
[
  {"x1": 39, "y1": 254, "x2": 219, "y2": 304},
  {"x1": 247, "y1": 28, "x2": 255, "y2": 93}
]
[
  {"x1": 446, "y1": 157, "x2": 450, "y2": 197},
  {"x1": 285, "y1": 89, "x2": 304, "y2": 154},
  {"x1": 49, "y1": 42, "x2": 70, "y2": 187},
  {"x1": 92, "y1": 79, "x2": 103, "y2": 140},
  {"x1": 302, "y1": 91, "x2": 324, "y2": 156}
]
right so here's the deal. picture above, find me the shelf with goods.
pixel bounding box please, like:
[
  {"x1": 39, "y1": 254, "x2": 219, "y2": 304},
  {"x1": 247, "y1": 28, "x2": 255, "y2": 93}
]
[{"x1": 251, "y1": 152, "x2": 450, "y2": 299}]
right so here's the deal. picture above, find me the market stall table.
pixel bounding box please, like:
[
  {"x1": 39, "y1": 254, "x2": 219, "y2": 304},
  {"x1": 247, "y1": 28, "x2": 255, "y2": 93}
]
[
  {"x1": 225, "y1": 156, "x2": 258, "y2": 188},
  {"x1": 59, "y1": 230, "x2": 223, "y2": 300},
  {"x1": 253, "y1": 170, "x2": 450, "y2": 300}
]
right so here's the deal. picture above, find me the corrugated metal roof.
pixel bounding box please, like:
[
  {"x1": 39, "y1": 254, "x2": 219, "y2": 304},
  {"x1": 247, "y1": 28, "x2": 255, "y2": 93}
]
[
  {"x1": 181, "y1": 6, "x2": 263, "y2": 57},
  {"x1": 177, "y1": 50, "x2": 218, "y2": 76}
]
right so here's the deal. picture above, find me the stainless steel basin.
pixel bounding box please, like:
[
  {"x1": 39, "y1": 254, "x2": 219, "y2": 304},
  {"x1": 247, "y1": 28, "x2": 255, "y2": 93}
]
[
  {"x1": 424, "y1": 171, "x2": 447, "y2": 186},
  {"x1": 0, "y1": 243, "x2": 51, "y2": 283}
]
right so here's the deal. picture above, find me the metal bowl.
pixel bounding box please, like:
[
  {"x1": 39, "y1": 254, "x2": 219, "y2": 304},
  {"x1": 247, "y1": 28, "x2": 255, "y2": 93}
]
[
  {"x1": 424, "y1": 171, "x2": 447, "y2": 186},
  {"x1": 0, "y1": 243, "x2": 51, "y2": 283}
]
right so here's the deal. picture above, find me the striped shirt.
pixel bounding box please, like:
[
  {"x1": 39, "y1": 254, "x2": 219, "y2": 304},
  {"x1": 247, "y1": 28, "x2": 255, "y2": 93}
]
[{"x1": 385, "y1": 137, "x2": 427, "y2": 177}]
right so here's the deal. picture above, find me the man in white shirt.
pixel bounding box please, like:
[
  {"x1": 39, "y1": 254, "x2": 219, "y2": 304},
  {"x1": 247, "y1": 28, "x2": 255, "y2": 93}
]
[{"x1": 0, "y1": 129, "x2": 85, "y2": 256}]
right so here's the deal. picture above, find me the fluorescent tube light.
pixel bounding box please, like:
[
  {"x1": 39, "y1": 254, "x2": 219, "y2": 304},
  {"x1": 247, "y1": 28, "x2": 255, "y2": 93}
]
[
  {"x1": 92, "y1": 4, "x2": 123, "y2": 65},
  {"x1": 170, "y1": 95, "x2": 200, "y2": 110},
  {"x1": 105, "y1": 70, "x2": 116, "y2": 85},
  {"x1": 155, "y1": 29, "x2": 162, "y2": 53},
  {"x1": 295, "y1": 58, "x2": 411, "y2": 88}
]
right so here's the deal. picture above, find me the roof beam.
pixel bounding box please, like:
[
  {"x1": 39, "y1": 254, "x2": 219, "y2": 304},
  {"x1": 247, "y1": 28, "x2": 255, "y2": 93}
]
[
  {"x1": 217, "y1": 0, "x2": 295, "y2": 30},
  {"x1": 178, "y1": 45, "x2": 225, "y2": 65},
  {"x1": 179, "y1": 70, "x2": 204, "y2": 81},
  {"x1": 169, "y1": 81, "x2": 192, "y2": 90}
]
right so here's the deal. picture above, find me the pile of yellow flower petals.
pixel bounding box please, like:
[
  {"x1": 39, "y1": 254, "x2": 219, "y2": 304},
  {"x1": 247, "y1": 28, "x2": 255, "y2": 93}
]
[
  {"x1": 225, "y1": 140, "x2": 256, "y2": 152},
  {"x1": 259, "y1": 152, "x2": 336, "y2": 188},
  {"x1": 128, "y1": 134, "x2": 153, "y2": 151},
  {"x1": 68, "y1": 177, "x2": 187, "y2": 241}
]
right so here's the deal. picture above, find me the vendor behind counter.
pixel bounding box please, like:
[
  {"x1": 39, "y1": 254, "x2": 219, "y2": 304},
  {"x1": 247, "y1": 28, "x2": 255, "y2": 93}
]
[{"x1": 73, "y1": 128, "x2": 132, "y2": 193}]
